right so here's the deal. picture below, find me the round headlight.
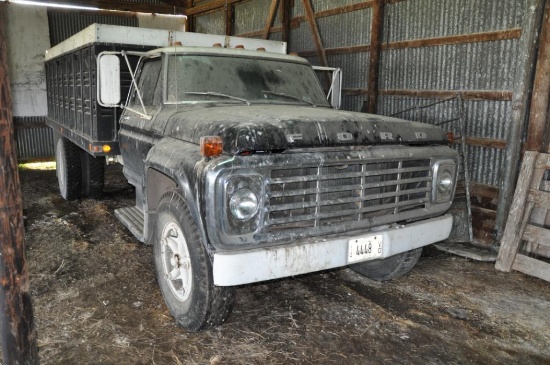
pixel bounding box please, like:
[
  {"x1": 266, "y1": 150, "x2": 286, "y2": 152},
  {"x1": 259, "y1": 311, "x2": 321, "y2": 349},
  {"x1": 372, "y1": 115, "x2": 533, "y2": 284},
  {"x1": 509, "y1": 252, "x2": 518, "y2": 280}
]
[
  {"x1": 229, "y1": 189, "x2": 259, "y2": 220},
  {"x1": 437, "y1": 170, "x2": 454, "y2": 200}
]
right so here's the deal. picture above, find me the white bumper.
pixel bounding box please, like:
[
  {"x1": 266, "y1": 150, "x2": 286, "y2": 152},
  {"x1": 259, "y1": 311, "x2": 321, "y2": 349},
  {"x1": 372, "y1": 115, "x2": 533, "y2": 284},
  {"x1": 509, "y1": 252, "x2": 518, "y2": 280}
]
[{"x1": 213, "y1": 214, "x2": 453, "y2": 286}]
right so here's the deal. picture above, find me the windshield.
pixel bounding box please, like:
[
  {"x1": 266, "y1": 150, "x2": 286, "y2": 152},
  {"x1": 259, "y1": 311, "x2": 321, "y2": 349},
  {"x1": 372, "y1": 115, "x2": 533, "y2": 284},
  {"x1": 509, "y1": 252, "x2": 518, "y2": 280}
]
[{"x1": 165, "y1": 54, "x2": 330, "y2": 107}]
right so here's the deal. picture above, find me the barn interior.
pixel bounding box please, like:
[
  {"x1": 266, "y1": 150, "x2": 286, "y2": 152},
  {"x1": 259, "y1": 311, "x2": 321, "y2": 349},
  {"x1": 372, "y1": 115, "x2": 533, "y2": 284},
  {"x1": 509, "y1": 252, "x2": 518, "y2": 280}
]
[{"x1": 0, "y1": 0, "x2": 549, "y2": 364}]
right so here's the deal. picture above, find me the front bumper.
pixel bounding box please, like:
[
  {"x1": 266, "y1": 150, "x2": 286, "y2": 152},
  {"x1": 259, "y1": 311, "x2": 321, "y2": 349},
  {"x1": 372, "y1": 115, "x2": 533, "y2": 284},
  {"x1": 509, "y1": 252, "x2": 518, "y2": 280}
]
[{"x1": 212, "y1": 214, "x2": 453, "y2": 286}]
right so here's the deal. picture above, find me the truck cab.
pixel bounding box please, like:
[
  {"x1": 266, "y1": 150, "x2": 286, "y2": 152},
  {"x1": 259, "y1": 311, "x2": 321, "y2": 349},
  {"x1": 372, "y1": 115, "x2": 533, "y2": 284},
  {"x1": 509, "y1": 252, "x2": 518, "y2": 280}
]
[{"x1": 46, "y1": 25, "x2": 458, "y2": 332}]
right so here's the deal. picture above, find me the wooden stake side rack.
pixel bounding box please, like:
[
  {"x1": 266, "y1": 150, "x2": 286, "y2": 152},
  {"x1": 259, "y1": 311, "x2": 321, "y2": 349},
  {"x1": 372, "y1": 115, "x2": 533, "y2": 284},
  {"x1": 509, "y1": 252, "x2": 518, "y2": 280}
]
[{"x1": 496, "y1": 151, "x2": 550, "y2": 282}]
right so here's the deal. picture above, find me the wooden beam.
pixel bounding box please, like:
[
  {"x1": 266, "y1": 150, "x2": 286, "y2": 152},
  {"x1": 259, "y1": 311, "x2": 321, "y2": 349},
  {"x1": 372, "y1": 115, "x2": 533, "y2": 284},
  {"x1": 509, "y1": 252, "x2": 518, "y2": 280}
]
[
  {"x1": 225, "y1": 2, "x2": 234, "y2": 36},
  {"x1": 262, "y1": 0, "x2": 280, "y2": 40},
  {"x1": 384, "y1": 28, "x2": 522, "y2": 50},
  {"x1": 459, "y1": 137, "x2": 507, "y2": 150},
  {"x1": 0, "y1": 17, "x2": 39, "y2": 365},
  {"x1": 343, "y1": 88, "x2": 513, "y2": 101},
  {"x1": 302, "y1": 0, "x2": 328, "y2": 67},
  {"x1": 367, "y1": 0, "x2": 384, "y2": 113},
  {"x1": 299, "y1": 29, "x2": 522, "y2": 57},
  {"x1": 526, "y1": 0, "x2": 550, "y2": 151},
  {"x1": 512, "y1": 254, "x2": 550, "y2": 282},
  {"x1": 280, "y1": 0, "x2": 291, "y2": 45},
  {"x1": 185, "y1": 0, "x2": 245, "y2": 16}
]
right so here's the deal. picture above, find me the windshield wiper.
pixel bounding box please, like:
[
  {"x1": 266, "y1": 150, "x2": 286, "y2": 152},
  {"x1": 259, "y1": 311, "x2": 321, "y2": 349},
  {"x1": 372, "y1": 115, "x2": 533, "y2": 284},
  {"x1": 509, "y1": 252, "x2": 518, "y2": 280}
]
[
  {"x1": 182, "y1": 91, "x2": 250, "y2": 106},
  {"x1": 261, "y1": 90, "x2": 316, "y2": 107}
]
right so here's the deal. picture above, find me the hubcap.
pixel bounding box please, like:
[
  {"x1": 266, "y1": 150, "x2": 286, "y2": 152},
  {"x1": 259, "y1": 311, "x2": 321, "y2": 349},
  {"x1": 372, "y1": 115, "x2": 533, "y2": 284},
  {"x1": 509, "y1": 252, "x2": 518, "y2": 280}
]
[{"x1": 160, "y1": 222, "x2": 192, "y2": 302}]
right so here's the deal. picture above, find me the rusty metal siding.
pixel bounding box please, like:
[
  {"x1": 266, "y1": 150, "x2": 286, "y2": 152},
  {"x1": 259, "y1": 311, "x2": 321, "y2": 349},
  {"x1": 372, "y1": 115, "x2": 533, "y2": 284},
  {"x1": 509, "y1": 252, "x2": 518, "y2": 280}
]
[
  {"x1": 195, "y1": 10, "x2": 225, "y2": 35},
  {"x1": 375, "y1": 0, "x2": 527, "y2": 186},
  {"x1": 14, "y1": 117, "x2": 54, "y2": 160},
  {"x1": 318, "y1": 7, "x2": 371, "y2": 49},
  {"x1": 234, "y1": 0, "x2": 274, "y2": 35},
  {"x1": 383, "y1": 0, "x2": 524, "y2": 42},
  {"x1": 48, "y1": 11, "x2": 138, "y2": 46}
]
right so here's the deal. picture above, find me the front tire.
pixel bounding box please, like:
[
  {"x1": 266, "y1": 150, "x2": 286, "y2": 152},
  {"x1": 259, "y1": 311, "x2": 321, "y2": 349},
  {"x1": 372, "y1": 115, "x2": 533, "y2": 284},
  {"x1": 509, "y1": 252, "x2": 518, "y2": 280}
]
[
  {"x1": 152, "y1": 192, "x2": 235, "y2": 331},
  {"x1": 349, "y1": 248, "x2": 423, "y2": 282},
  {"x1": 55, "y1": 137, "x2": 82, "y2": 201}
]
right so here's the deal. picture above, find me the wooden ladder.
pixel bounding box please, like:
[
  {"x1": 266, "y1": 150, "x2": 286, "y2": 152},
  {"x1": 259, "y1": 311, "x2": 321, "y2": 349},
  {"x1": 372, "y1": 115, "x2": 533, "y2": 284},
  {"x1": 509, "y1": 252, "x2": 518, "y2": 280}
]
[{"x1": 495, "y1": 151, "x2": 550, "y2": 282}]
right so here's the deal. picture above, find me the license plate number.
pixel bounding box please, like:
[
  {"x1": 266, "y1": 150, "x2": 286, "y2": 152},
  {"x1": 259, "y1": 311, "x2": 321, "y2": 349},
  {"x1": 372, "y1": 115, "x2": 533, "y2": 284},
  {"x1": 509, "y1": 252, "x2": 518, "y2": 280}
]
[{"x1": 348, "y1": 235, "x2": 383, "y2": 263}]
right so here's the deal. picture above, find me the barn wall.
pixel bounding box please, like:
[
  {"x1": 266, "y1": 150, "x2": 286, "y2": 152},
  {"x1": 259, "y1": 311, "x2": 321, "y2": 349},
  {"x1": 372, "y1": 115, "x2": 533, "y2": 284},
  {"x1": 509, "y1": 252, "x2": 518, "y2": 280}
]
[{"x1": 188, "y1": 0, "x2": 542, "y2": 244}]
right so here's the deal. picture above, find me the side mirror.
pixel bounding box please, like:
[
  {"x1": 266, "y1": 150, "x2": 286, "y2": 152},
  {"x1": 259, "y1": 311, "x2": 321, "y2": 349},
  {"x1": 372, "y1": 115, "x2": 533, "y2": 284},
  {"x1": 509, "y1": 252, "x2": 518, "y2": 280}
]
[
  {"x1": 97, "y1": 54, "x2": 121, "y2": 107},
  {"x1": 313, "y1": 66, "x2": 342, "y2": 109}
]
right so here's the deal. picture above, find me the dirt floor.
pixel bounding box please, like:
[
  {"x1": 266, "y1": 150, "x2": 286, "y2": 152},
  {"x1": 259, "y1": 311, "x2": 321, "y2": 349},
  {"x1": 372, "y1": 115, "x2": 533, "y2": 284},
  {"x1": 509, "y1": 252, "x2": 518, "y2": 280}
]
[{"x1": 9, "y1": 163, "x2": 550, "y2": 364}]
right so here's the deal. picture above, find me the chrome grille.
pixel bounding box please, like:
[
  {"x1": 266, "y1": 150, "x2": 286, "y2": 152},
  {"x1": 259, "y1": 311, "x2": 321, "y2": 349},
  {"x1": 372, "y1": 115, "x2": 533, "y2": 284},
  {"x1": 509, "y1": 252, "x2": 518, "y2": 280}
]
[{"x1": 267, "y1": 159, "x2": 432, "y2": 232}]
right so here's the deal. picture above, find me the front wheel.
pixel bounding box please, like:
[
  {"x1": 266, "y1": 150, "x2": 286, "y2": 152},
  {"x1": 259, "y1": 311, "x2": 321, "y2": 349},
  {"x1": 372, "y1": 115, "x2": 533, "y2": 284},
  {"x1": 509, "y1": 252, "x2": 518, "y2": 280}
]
[
  {"x1": 349, "y1": 248, "x2": 423, "y2": 282},
  {"x1": 152, "y1": 192, "x2": 235, "y2": 331}
]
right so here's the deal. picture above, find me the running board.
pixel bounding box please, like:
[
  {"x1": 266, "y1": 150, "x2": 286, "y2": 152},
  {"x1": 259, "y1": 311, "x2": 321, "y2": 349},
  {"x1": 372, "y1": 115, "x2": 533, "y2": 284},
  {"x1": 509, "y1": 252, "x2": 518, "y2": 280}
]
[{"x1": 114, "y1": 206, "x2": 145, "y2": 243}]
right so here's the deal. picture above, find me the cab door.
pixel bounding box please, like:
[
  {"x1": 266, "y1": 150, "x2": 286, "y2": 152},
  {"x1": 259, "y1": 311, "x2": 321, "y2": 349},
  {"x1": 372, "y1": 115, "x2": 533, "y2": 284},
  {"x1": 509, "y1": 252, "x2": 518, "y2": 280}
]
[{"x1": 119, "y1": 57, "x2": 165, "y2": 191}]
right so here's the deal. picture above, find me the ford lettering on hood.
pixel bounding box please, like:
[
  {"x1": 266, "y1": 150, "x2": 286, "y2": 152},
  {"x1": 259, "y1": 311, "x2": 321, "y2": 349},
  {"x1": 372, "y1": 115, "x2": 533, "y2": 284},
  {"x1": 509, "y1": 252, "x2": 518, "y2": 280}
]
[{"x1": 164, "y1": 105, "x2": 448, "y2": 155}]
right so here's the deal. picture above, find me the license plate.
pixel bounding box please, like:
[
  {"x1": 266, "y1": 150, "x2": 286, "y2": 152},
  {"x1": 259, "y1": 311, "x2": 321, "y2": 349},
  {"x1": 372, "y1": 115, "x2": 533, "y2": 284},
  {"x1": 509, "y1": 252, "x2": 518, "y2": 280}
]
[{"x1": 348, "y1": 235, "x2": 383, "y2": 263}]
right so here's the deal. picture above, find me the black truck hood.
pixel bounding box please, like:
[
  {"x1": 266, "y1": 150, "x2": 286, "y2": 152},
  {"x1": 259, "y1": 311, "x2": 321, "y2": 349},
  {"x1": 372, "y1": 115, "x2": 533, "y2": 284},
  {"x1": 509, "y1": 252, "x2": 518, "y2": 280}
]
[{"x1": 164, "y1": 105, "x2": 448, "y2": 154}]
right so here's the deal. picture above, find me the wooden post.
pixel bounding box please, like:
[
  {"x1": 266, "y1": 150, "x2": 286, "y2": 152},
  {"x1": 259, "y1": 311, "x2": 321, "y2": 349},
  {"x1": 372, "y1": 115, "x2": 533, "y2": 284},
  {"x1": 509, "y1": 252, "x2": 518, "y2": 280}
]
[
  {"x1": 525, "y1": 0, "x2": 550, "y2": 152},
  {"x1": 280, "y1": 0, "x2": 291, "y2": 47},
  {"x1": 225, "y1": 2, "x2": 234, "y2": 36},
  {"x1": 0, "y1": 11, "x2": 39, "y2": 365},
  {"x1": 367, "y1": 0, "x2": 384, "y2": 114},
  {"x1": 262, "y1": 0, "x2": 280, "y2": 40},
  {"x1": 495, "y1": 0, "x2": 546, "y2": 243},
  {"x1": 302, "y1": 0, "x2": 328, "y2": 67}
]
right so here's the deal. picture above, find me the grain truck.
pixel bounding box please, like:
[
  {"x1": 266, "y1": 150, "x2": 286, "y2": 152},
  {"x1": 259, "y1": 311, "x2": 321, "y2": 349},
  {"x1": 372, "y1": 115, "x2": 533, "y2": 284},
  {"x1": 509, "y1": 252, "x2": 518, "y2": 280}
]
[{"x1": 45, "y1": 24, "x2": 458, "y2": 331}]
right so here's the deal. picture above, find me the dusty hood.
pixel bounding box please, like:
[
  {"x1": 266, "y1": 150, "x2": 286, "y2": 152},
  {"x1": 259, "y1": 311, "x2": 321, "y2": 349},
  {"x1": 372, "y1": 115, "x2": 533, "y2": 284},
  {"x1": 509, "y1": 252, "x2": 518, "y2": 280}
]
[{"x1": 164, "y1": 105, "x2": 448, "y2": 154}]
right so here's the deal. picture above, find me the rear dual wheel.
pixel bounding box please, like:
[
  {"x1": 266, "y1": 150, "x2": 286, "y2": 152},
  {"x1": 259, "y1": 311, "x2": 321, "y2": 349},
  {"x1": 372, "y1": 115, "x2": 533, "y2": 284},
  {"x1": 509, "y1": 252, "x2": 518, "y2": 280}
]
[{"x1": 55, "y1": 137, "x2": 105, "y2": 200}]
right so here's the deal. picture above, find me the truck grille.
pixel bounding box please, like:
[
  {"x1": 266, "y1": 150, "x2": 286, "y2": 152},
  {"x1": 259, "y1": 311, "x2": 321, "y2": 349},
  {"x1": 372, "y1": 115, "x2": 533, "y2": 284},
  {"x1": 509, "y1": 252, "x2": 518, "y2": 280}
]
[{"x1": 267, "y1": 159, "x2": 432, "y2": 232}]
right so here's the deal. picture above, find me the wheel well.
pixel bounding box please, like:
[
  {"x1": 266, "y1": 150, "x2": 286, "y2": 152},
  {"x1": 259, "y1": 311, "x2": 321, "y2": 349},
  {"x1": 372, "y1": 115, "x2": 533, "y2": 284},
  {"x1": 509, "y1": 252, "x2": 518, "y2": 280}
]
[{"x1": 146, "y1": 169, "x2": 178, "y2": 211}]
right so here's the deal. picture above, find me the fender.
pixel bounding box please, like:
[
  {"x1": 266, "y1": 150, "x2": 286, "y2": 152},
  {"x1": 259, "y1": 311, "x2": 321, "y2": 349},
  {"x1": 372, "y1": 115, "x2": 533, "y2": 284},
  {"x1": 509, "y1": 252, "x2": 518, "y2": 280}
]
[{"x1": 143, "y1": 137, "x2": 212, "y2": 253}]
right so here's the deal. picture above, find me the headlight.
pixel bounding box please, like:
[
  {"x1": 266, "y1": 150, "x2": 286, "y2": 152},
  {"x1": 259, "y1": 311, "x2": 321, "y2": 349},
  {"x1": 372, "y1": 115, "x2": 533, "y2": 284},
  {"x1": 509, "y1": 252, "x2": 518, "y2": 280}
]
[
  {"x1": 436, "y1": 170, "x2": 454, "y2": 200},
  {"x1": 229, "y1": 189, "x2": 259, "y2": 220},
  {"x1": 433, "y1": 161, "x2": 456, "y2": 203}
]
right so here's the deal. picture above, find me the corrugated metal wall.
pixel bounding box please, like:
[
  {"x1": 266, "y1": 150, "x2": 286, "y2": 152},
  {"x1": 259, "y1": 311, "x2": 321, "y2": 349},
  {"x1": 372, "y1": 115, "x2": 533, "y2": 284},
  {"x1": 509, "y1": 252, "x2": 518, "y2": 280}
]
[
  {"x1": 377, "y1": 0, "x2": 525, "y2": 187},
  {"x1": 189, "y1": 0, "x2": 540, "y2": 243},
  {"x1": 14, "y1": 117, "x2": 54, "y2": 161},
  {"x1": 217, "y1": 0, "x2": 527, "y2": 188}
]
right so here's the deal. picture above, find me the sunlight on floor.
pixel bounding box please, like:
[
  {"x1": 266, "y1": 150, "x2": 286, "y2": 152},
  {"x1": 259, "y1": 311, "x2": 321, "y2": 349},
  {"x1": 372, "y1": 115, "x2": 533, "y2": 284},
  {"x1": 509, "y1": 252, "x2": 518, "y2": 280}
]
[{"x1": 19, "y1": 161, "x2": 56, "y2": 170}]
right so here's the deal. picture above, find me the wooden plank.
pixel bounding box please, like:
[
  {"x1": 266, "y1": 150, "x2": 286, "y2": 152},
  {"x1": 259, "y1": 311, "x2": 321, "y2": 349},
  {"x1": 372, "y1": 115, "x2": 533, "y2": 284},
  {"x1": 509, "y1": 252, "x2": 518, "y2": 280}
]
[
  {"x1": 302, "y1": 0, "x2": 328, "y2": 68},
  {"x1": 495, "y1": 151, "x2": 539, "y2": 272},
  {"x1": 383, "y1": 28, "x2": 522, "y2": 50},
  {"x1": 470, "y1": 182, "x2": 499, "y2": 210},
  {"x1": 292, "y1": 1, "x2": 374, "y2": 23},
  {"x1": 298, "y1": 29, "x2": 521, "y2": 58},
  {"x1": 528, "y1": 189, "x2": 550, "y2": 208},
  {"x1": 525, "y1": 0, "x2": 550, "y2": 151},
  {"x1": 186, "y1": 0, "x2": 246, "y2": 16},
  {"x1": 262, "y1": 0, "x2": 280, "y2": 40},
  {"x1": 379, "y1": 89, "x2": 513, "y2": 101},
  {"x1": 225, "y1": 3, "x2": 234, "y2": 36},
  {"x1": 0, "y1": 18, "x2": 39, "y2": 364},
  {"x1": 280, "y1": 0, "x2": 291, "y2": 44},
  {"x1": 523, "y1": 224, "x2": 550, "y2": 248},
  {"x1": 454, "y1": 137, "x2": 507, "y2": 150},
  {"x1": 367, "y1": 0, "x2": 384, "y2": 113},
  {"x1": 512, "y1": 254, "x2": 550, "y2": 282}
]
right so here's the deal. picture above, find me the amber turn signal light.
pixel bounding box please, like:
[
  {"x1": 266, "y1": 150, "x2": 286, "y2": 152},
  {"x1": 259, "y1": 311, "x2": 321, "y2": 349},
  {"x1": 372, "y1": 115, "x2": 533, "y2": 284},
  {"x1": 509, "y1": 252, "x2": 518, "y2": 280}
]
[
  {"x1": 102, "y1": 144, "x2": 111, "y2": 153},
  {"x1": 200, "y1": 136, "x2": 223, "y2": 157}
]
